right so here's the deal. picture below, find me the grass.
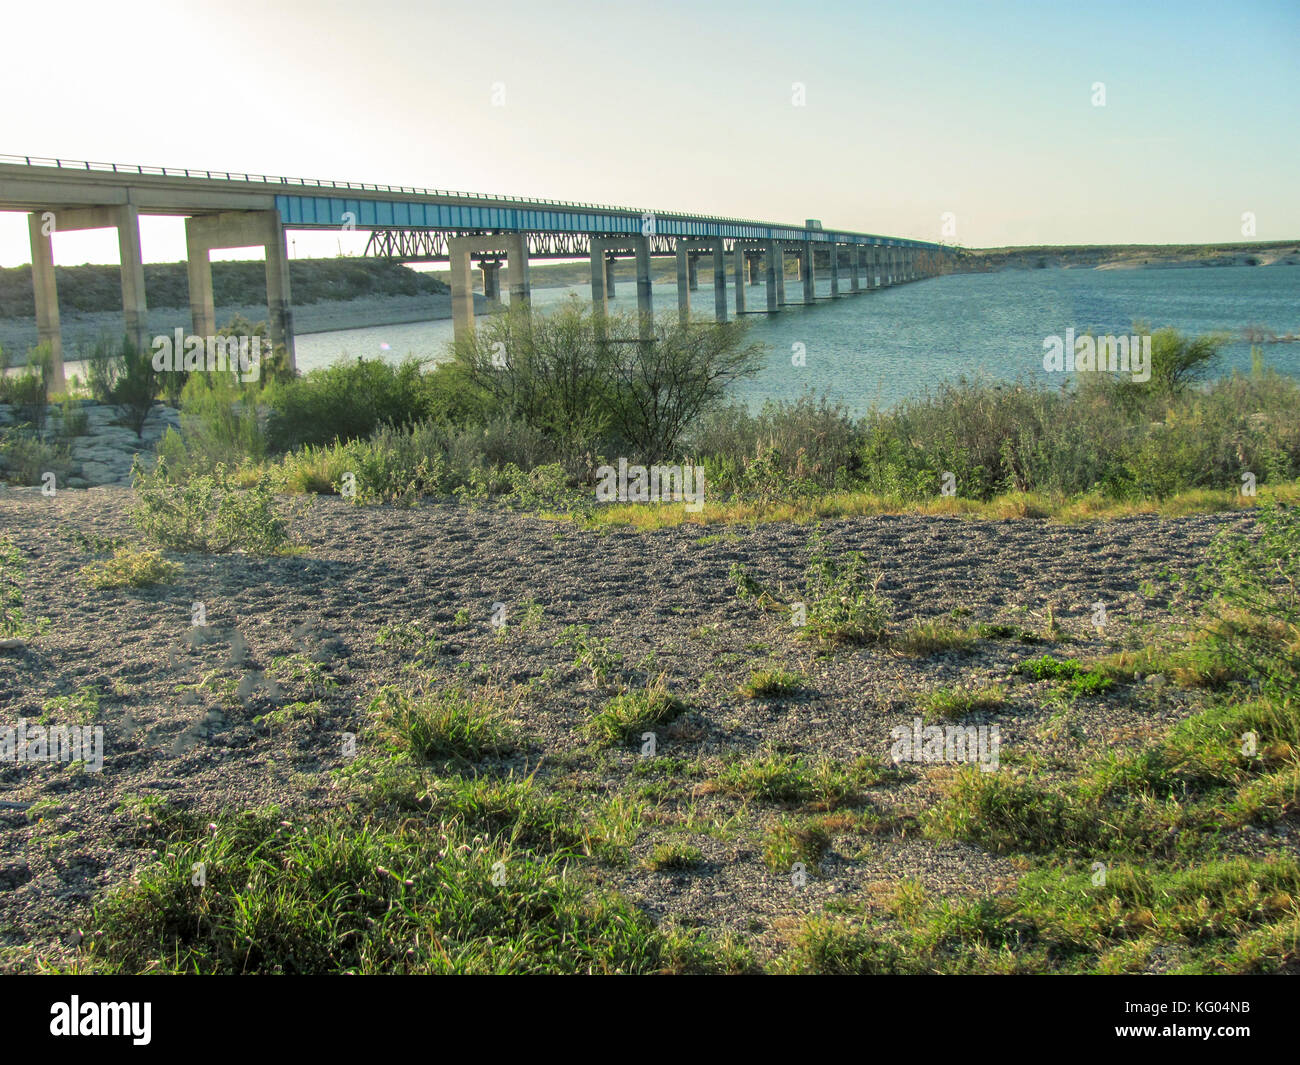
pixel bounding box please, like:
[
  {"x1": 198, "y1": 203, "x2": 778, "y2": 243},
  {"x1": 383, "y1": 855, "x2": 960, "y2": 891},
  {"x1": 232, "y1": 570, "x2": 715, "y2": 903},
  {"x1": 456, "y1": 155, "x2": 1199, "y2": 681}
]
[
  {"x1": 79, "y1": 803, "x2": 733, "y2": 974},
  {"x1": 708, "y1": 752, "x2": 894, "y2": 809},
  {"x1": 780, "y1": 858, "x2": 1300, "y2": 974},
  {"x1": 586, "y1": 679, "x2": 685, "y2": 745},
  {"x1": 918, "y1": 684, "x2": 1008, "y2": 721},
  {"x1": 738, "y1": 669, "x2": 806, "y2": 699},
  {"x1": 645, "y1": 842, "x2": 705, "y2": 871},
  {"x1": 893, "y1": 621, "x2": 976, "y2": 656},
  {"x1": 369, "y1": 684, "x2": 522, "y2": 762},
  {"x1": 763, "y1": 817, "x2": 831, "y2": 873},
  {"x1": 572, "y1": 481, "x2": 1300, "y2": 532},
  {"x1": 80, "y1": 547, "x2": 181, "y2": 589}
]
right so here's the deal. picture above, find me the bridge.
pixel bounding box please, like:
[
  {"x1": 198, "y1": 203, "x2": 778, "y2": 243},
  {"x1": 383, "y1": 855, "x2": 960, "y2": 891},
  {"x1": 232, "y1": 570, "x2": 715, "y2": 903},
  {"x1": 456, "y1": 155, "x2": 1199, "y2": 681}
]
[{"x1": 0, "y1": 155, "x2": 959, "y2": 389}]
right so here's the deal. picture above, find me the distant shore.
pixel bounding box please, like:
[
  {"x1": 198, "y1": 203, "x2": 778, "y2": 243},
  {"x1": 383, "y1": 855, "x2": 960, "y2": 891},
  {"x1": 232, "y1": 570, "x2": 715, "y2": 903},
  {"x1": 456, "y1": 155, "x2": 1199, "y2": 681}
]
[{"x1": 0, "y1": 292, "x2": 489, "y2": 360}]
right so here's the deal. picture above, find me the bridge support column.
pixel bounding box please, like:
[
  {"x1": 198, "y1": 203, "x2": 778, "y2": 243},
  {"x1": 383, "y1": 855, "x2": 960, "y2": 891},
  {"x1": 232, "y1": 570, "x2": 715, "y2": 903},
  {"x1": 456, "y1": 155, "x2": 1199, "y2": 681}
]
[
  {"x1": 675, "y1": 238, "x2": 727, "y2": 324},
  {"x1": 185, "y1": 209, "x2": 296, "y2": 371},
  {"x1": 451, "y1": 233, "x2": 530, "y2": 342},
  {"x1": 801, "y1": 242, "x2": 816, "y2": 303},
  {"x1": 686, "y1": 253, "x2": 698, "y2": 291},
  {"x1": 27, "y1": 214, "x2": 64, "y2": 393},
  {"x1": 481, "y1": 260, "x2": 501, "y2": 302},
  {"x1": 506, "y1": 234, "x2": 530, "y2": 311},
  {"x1": 26, "y1": 203, "x2": 152, "y2": 393},
  {"x1": 829, "y1": 244, "x2": 840, "y2": 297},
  {"x1": 605, "y1": 254, "x2": 616, "y2": 297},
  {"x1": 849, "y1": 245, "x2": 861, "y2": 292},
  {"x1": 591, "y1": 234, "x2": 650, "y2": 324},
  {"x1": 733, "y1": 244, "x2": 749, "y2": 314}
]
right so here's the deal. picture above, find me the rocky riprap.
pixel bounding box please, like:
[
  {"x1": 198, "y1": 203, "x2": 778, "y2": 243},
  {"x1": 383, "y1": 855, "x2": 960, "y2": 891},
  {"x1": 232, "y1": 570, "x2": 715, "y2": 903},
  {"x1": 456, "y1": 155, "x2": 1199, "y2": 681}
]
[{"x1": 0, "y1": 401, "x2": 178, "y2": 488}]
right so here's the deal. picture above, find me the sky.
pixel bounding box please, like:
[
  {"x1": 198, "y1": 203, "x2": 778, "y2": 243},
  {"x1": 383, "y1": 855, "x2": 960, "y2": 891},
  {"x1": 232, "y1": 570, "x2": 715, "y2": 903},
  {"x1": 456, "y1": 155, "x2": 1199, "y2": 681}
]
[{"x1": 1, "y1": 0, "x2": 1296, "y2": 267}]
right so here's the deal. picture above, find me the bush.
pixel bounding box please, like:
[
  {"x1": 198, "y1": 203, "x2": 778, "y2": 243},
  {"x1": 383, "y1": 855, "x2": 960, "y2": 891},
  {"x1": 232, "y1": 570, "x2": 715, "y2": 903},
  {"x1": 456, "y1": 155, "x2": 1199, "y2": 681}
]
[
  {"x1": 81, "y1": 548, "x2": 182, "y2": 589},
  {"x1": 266, "y1": 356, "x2": 433, "y2": 451},
  {"x1": 451, "y1": 301, "x2": 764, "y2": 465},
  {"x1": 86, "y1": 334, "x2": 159, "y2": 437},
  {"x1": 131, "y1": 458, "x2": 295, "y2": 554},
  {"x1": 801, "y1": 533, "x2": 892, "y2": 645},
  {"x1": 0, "y1": 344, "x2": 55, "y2": 433}
]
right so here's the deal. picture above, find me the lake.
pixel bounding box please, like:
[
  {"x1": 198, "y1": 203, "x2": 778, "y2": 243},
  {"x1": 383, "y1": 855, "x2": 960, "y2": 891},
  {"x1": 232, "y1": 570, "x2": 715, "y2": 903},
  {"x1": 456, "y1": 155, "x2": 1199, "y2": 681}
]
[{"x1": 294, "y1": 265, "x2": 1300, "y2": 415}]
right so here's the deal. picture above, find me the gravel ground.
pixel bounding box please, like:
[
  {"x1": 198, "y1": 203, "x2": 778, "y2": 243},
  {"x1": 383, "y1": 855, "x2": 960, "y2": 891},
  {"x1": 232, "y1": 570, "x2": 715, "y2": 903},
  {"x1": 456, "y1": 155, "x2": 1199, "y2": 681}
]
[{"x1": 0, "y1": 486, "x2": 1261, "y2": 969}]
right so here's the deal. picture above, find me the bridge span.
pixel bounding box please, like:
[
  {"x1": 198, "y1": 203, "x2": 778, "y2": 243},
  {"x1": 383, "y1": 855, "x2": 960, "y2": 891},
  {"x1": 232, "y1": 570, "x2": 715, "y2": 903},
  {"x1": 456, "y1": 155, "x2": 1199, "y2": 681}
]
[{"x1": 0, "y1": 155, "x2": 959, "y2": 389}]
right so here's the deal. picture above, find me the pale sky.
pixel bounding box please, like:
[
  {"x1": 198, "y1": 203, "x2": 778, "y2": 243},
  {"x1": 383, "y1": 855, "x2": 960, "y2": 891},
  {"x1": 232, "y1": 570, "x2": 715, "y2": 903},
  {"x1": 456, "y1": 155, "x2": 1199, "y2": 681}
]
[{"x1": 1, "y1": 0, "x2": 1297, "y2": 267}]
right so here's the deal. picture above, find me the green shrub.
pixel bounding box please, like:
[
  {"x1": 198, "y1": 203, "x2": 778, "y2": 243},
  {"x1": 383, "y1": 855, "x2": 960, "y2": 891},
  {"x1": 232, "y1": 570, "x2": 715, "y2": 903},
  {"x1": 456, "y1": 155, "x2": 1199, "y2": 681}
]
[
  {"x1": 266, "y1": 356, "x2": 433, "y2": 451},
  {"x1": 131, "y1": 458, "x2": 294, "y2": 554},
  {"x1": 81, "y1": 548, "x2": 182, "y2": 589},
  {"x1": 801, "y1": 533, "x2": 892, "y2": 645},
  {"x1": 86, "y1": 334, "x2": 159, "y2": 437}
]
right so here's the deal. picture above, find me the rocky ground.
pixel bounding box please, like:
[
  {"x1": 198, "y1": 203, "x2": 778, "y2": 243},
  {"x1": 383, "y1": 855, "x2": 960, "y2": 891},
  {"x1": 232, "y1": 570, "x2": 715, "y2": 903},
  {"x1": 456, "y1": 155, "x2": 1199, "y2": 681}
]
[
  {"x1": 0, "y1": 401, "x2": 176, "y2": 488},
  {"x1": 0, "y1": 487, "x2": 1267, "y2": 969}
]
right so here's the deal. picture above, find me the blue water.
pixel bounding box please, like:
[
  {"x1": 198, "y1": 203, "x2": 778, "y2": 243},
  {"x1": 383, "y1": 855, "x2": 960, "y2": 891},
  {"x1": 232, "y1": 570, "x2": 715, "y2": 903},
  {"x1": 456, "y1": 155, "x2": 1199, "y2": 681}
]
[{"x1": 294, "y1": 265, "x2": 1300, "y2": 415}]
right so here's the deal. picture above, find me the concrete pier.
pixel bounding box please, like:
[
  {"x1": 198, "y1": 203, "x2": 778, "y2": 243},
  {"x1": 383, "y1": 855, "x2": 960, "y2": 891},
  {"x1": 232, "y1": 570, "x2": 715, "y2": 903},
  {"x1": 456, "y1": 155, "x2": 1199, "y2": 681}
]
[
  {"x1": 676, "y1": 238, "x2": 727, "y2": 323},
  {"x1": 590, "y1": 234, "x2": 651, "y2": 323},
  {"x1": 801, "y1": 242, "x2": 816, "y2": 303},
  {"x1": 25, "y1": 202, "x2": 151, "y2": 392},
  {"x1": 450, "y1": 232, "x2": 529, "y2": 340},
  {"x1": 184, "y1": 208, "x2": 295, "y2": 369},
  {"x1": 481, "y1": 259, "x2": 501, "y2": 303},
  {"x1": 829, "y1": 244, "x2": 841, "y2": 297},
  {"x1": 849, "y1": 245, "x2": 861, "y2": 292}
]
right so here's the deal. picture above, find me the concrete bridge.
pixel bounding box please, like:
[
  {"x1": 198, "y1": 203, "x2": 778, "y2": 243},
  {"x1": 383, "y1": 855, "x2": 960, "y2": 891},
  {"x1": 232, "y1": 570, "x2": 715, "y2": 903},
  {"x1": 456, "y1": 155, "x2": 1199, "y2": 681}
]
[{"x1": 0, "y1": 155, "x2": 958, "y2": 389}]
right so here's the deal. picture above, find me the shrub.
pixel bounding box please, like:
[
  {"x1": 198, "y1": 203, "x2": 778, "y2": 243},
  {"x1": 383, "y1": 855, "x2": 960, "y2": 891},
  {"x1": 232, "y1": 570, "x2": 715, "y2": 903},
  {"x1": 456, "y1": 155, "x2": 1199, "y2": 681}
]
[
  {"x1": 86, "y1": 334, "x2": 159, "y2": 437},
  {"x1": 131, "y1": 458, "x2": 295, "y2": 554},
  {"x1": 266, "y1": 356, "x2": 433, "y2": 451},
  {"x1": 801, "y1": 533, "x2": 892, "y2": 645},
  {"x1": 451, "y1": 302, "x2": 764, "y2": 464},
  {"x1": 81, "y1": 548, "x2": 182, "y2": 589}
]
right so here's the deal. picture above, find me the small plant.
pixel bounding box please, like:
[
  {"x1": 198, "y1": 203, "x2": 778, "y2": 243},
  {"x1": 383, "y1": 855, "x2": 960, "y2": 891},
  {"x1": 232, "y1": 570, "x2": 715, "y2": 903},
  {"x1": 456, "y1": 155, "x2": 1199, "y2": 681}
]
[
  {"x1": 559, "y1": 624, "x2": 625, "y2": 689},
  {"x1": 763, "y1": 817, "x2": 831, "y2": 872},
  {"x1": 1013, "y1": 655, "x2": 1113, "y2": 696},
  {"x1": 132, "y1": 458, "x2": 296, "y2": 555},
  {"x1": 918, "y1": 684, "x2": 1007, "y2": 721},
  {"x1": 370, "y1": 684, "x2": 520, "y2": 762},
  {"x1": 80, "y1": 548, "x2": 181, "y2": 589},
  {"x1": 801, "y1": 533, "x2": 892, "y2": 645},
  {"x1": 738, "y1": 669, "x2": 806, "y2": 699},
  {"x1": 375, "y1": 621, "x2": 441, "y2": 667},
  {"x1": 0, "y1": 535, "x2": 30, "y2": 640},
  {"x1": 644, "y1": 842, "x2": 704, "y2": 872},
  {"x1": 38, "y1": 687, "x2": 101, "y2": 725},
  {"x1": 269, "y1": 653, "x2": 339, "y2": 699},
  {"x1": 586, "y1": 678, "x2": 684, "y2": 745}
]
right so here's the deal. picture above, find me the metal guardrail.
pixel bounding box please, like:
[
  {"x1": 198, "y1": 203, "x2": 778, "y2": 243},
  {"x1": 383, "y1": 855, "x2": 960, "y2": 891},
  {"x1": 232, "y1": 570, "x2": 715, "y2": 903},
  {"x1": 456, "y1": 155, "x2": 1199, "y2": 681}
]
[
  {"x1": 0, "y1": 153, "x2": 804, "y2": 233},
  {"x1": 0, "y1": 152, "x2": 946, "y2": 248}
]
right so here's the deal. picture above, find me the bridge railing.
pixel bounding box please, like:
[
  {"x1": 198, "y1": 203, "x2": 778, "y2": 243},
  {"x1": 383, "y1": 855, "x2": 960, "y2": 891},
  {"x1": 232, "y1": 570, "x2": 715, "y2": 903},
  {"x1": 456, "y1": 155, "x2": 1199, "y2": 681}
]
[
  {"x1": 0, "y1": 153, "x2": 794, "y2": 232},
  {"x1": 0, "y1": 153, "x2": 958, "y2": 250}
]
